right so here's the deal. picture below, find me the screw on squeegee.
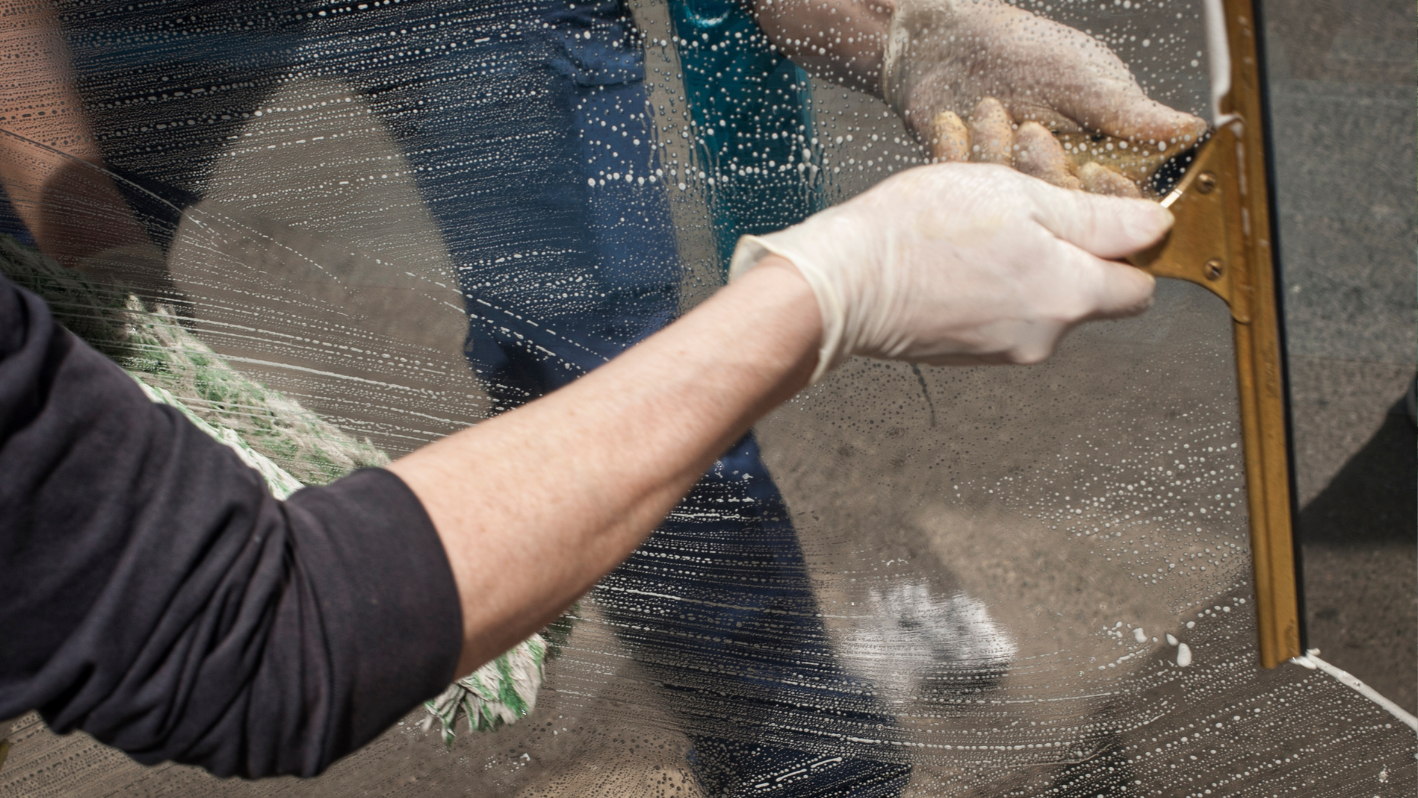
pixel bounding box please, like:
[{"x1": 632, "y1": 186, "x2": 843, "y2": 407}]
[
  {"x1": 1196, "y1": 171, "x2": 1217, "y2": 194},
  {"x1": 1204, "y1": 259, "x2": 1224, "y2": 280}
]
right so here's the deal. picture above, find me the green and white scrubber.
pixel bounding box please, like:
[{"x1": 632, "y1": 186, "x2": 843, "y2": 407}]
[
  {"x1": 421, "y1": 634, "x2": 547, "y2": 743},
  {"x1": 131, "y1": 375, "x2": 306, "y2": 499},
  {"x1": 0, "y1": 235, "x2": 554, "y2": 739}
]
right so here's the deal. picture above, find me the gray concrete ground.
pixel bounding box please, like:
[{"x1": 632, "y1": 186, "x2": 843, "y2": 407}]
[{"x1": 1262, "y1": 0, "x2": 1417, "y2": 713}]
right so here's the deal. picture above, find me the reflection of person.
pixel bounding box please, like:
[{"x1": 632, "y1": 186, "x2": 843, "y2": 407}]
[
  {"x1": 682, "y1": 0, "x2": 1207, "y2": 222},
  {"x1": 755, "y1": 0, "x2": 1207, "y2": 167},
  {"x1": 658, "y1": 1, "x2": 1207, "y2": 793},
  {"x1": 0, "y1": 0, "x2": 1190, "y2": 789},
  {"x1": 412, "y1": 0, "x2": 1204, "y2": 789}
]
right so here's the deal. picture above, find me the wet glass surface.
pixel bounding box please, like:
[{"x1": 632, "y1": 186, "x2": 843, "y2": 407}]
[{"x1": 0, "y1": 0, "x2": 1413, "y2": 795}]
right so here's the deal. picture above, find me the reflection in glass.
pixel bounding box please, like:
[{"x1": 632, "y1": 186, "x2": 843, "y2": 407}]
[{"x1": 0, "y1": 0, "x2": 1412, "y2": 794}]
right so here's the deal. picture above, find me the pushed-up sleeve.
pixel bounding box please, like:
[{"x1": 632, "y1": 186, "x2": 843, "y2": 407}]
[{"x1": 0, "y1": 273, "x2": 463, "y2": 778}]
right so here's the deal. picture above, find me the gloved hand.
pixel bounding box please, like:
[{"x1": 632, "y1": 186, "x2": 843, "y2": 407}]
[
  {"x1": 729, "y1": 163, "x2": 1170, "y2": 383},
  {"x1": 881, "y1": 0, "x2": 1207, "y2": 193}
]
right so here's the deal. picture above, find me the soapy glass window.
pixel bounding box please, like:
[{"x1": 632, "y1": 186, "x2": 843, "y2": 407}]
[{"x1": 0, "y1": 0, "x2": 1412, "y2": 794}]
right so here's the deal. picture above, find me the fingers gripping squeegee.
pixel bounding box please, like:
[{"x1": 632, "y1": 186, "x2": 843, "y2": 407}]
[{"x1": 929, "y1": 0, "x2": 1302, "y2": 669}]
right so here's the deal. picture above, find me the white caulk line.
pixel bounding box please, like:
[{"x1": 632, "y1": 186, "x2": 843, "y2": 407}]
[{"x1": 1291, "y1": 649, "x2": 1418, "y2": 733}]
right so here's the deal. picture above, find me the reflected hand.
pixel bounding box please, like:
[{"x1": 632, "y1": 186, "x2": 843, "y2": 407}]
[
  {"x1": 730, "y1": 163, "x2": 1170, "y2": 382},
  {"x1": 881, "y1": 0, "x2": 1206, "y2": 192}
]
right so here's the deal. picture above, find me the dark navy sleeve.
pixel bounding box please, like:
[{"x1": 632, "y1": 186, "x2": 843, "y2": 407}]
[{"x1": 0, "y1": 272, "x2": 463, "y2": 778}]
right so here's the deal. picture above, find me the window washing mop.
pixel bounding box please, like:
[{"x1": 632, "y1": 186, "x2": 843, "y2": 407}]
[{"x1": 0, "y1": 235, "x2": 552, "y2": 745}]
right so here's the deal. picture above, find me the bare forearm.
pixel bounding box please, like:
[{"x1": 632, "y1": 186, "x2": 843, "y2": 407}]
[
  {"x1": 388, "y1": 258, "x2": 820, "y2": 676},
  {"x1": 751, "y1": 0, "x2": 896, "y2": 95}
]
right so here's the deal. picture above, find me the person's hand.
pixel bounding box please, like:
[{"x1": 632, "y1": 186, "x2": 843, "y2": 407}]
[
  {"x1": 729, "y1": 163, "x2": 1170, "y2": 382},
  {"x1": 881, "y1": 0, "x2": 1207, "y2": 193}
]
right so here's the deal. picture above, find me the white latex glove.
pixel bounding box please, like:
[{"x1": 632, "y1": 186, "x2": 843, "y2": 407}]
[
  {"x1": 729, "y1": 163, "x2": 1170, "y2": 383},
  {"x1": 881, "y1": 0, "x2": 1206, "y2": 170}
]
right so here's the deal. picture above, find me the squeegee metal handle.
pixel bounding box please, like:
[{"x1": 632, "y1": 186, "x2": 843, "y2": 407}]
[{"x1": 1128, "y1": 0, "x2": 1302, "y2": 669}]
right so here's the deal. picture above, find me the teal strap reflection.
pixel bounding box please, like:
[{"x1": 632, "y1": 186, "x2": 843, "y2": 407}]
[{"x1": 668, "y1": 0, "x2": 821, "y2": 273}]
